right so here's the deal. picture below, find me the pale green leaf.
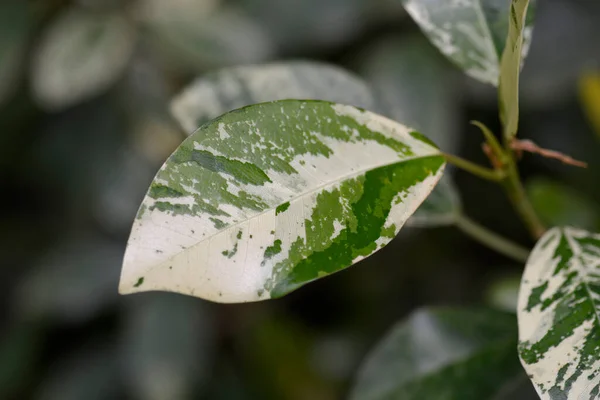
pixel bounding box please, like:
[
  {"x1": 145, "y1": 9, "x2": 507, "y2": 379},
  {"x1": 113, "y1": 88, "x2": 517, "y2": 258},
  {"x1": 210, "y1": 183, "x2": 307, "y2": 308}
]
[
  {"x1": 408, "y1": 175, "x2": 461, "y2": 227},
  {"x1": 401, "y1": 0, "x2": 536, "y2": 86},
  {"x1": 119, "y1": 100, "x2": 445, "y2": 303},
  {"x1": 31, "y1": 7, "x2": 136, "y2": 110},
  {"x1": 122, "y1": 293, "x2": 215, "y2": 400},
  {"x1": 518, "y1": 227, "x2": 600, "y2": 398},
  {"x1": 526, "y1": 178, "x2": 600, "y2": 231},
  {"x1": 170, "y1": 61, "x2": 379, "y2": 134},
  {"x1": 350, "y1": 307, "x2": 523, "y2": 400},
  {"x1": 499, "y1": 0, "x2": 532, "y2": 139}
]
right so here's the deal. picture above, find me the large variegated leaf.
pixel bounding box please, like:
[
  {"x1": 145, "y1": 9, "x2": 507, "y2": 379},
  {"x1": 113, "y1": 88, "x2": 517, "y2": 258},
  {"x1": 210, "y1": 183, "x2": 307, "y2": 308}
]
[
  {"x1": 350, "y1": 307, "x2": 525, "y2": 400},
  {"x1": 170, "y1": 61, "x2": 378, "y2": 134},
  {"x1": 518, "y1": 227, "x2": 600, "y2": 398},
  {"x1": 119, "y1": 100, "x2": 445, "y2": 303},
  {"x1": 401, "y1": 0, "x2": 536, "y2": 86},
  {"x1": 499, "y1": 0, "x2": 532, "y2": 139},
  {"x1": 31, "y1": 7, "x2": 136, "y2": 110}
]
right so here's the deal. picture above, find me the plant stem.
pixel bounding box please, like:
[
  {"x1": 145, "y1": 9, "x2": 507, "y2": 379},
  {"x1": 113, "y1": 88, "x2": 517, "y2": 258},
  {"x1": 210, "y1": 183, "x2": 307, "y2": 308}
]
[
  {"x1": 443, "y1": 153, "x2": 505, "y2": 182},
  {"x1": 501, "y1": 146, "x2": 546, "y2": 239},
  {"x1": 455, "y1": 215, "x2": 530, "y2": 263}
]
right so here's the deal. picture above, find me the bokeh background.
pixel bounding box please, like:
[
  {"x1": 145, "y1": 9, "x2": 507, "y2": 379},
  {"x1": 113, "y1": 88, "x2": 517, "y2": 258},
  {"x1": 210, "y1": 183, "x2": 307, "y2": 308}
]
[{"x1": 2, "y1": 0, "x2": 600, "y2": 399}]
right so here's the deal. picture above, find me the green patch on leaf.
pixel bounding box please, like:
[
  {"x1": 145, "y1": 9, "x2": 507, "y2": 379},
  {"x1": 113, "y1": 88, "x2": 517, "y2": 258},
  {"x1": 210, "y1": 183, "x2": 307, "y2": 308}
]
[
  {"x1": 173, "y1": 148, "x2": 272, "y2": 186},
  {"x1": 270, "y1": 155, "x2": 445, "y2": 297},
  {"x1": 275, "y1": 202, "x2": 290, "y2": 215},
  {"x1": 262, "y1": 240, "x2": 282, "y2": 266}
]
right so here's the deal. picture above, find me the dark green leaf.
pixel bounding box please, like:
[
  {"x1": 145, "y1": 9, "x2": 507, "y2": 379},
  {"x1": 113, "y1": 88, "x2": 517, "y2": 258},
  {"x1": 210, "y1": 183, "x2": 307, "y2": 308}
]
[{"x1": 351, "y1": 307, "x2": 522, "y2": 400}]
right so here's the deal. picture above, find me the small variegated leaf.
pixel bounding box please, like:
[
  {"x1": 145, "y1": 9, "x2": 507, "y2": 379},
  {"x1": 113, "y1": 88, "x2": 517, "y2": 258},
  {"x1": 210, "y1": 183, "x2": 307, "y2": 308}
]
[
  {"x1": 408, "y1": 175, "x2": 461, "y2": 227},
  {"x1": 518, "y1": 227, "x2": 600, "y2": 398},
  {"x1": 31, "y1": 7, "x2": 136, "y2": 110},
  {"x1": 499, "y1": 0, "x2": 532, "y2": 139},
  {"x1": 401, "y1": 0, "x2": 536, "y2": 86},
  {"x1": 350, "y1": 307, "x2": 524, "y2": 400},
  {"x1": 119, "y1": 100, "x2": 445, "y2": 303},
  {"x1": 170, "y1": 61, "x2": 379, "y2": 134}
]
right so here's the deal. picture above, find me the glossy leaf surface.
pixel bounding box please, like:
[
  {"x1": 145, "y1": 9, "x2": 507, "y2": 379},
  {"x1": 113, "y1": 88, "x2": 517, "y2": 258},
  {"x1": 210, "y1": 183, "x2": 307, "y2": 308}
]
[{"x1": 120, "y1": 100, "x2": 445, "y2": 302}]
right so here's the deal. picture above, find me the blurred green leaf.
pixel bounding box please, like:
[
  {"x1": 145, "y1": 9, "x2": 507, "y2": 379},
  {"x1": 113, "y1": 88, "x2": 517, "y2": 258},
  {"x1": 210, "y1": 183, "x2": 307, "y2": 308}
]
[
  {"x1": 240, "y1": 0, "x2": 369, "y2": 52},
  {"x1": 141, "y1": 4, "x2": 273, "y2": 72},
  {"x1": 15, "y1": 234, "x2": 123, "y2": 323},
  {"x1": 484, "y1": 273, "x2": 521, "y2": 313},
  {"x1": 356, "y1": 35, "x2": 461, "y2": 153},
  {"x1": 350, "y1": 307, "x2": 522, "y2": 400},
  {"x1": 0, "y1": 1, "x2": 30, "y2": 106},
  {"x1": 240, "y1": 316, "x2": 335, "y2": 400},
  {"x1": 401, "y1": 0, "x2": 536, "y2": 86},
  {"x1": 499, "y1": 0, "x2": 533, "y2": 139},
  {"x1": 526, "y1": 178, "x2": 599, "y2": 231},
  {"x1": 408, "y1": 175, "x2": 461, "y2": 227},
  {"x1": 170, "y1": 61, "x2": 379, "y2": 133},
  {"x1": 0, "y1": 322, "x2": 42, "y2": 399},
  {"x1": 36, "y1": 345, "x2": 121, "y2": 400},
  {"x1": 121, "y1": 293, "x2": 215, "y2": 400},
  {"x1": 31, "y1": 7, "x2": 136, "y2": 111}
]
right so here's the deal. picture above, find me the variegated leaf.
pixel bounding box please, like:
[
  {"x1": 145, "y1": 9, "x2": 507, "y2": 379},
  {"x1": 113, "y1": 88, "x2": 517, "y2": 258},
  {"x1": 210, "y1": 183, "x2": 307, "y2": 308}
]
[
  {"x1": 518, "y1": 227, "x2": 600, "y2": 398},
  {"x1": 31, "y1": 7, "x2": 136, "y2": 110},
  {"x1": 350, "y1": 307, "x2": 524, "y2": 400},
  {"x1": 119, "y1": 100, "x2": 445, "y2": 303},
  {"x1": 170, "y1": 61, "x2": 379, "y2": 134},
  {"x1": 499, "y1": 0, "x2": 532, "y2": 139},
  {"x1": 401, "y1": 0, "x2": 536, "y2": 86}
]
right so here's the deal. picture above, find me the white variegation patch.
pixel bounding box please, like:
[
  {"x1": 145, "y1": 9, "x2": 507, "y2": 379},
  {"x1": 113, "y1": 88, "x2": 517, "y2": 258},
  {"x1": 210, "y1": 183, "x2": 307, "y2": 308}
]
[
  {"x1": 170, "y1": 62, "x2": 378, "y2": 134},
  {"x1": 518, "y1": 227, "x2": 600, "y2": 399},
  {"x1": 31, "y1": 8, "x2": 136, "y2": 111},
  {"x1": 120, "y1": 101, "x2": 445, "y2": 303}
]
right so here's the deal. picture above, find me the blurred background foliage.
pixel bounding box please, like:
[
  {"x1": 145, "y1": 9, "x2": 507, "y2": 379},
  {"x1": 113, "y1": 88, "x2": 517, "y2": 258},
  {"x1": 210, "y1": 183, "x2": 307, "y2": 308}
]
[{"x1": 1, "y1": 0, "x2": 600, "y2": 399}]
